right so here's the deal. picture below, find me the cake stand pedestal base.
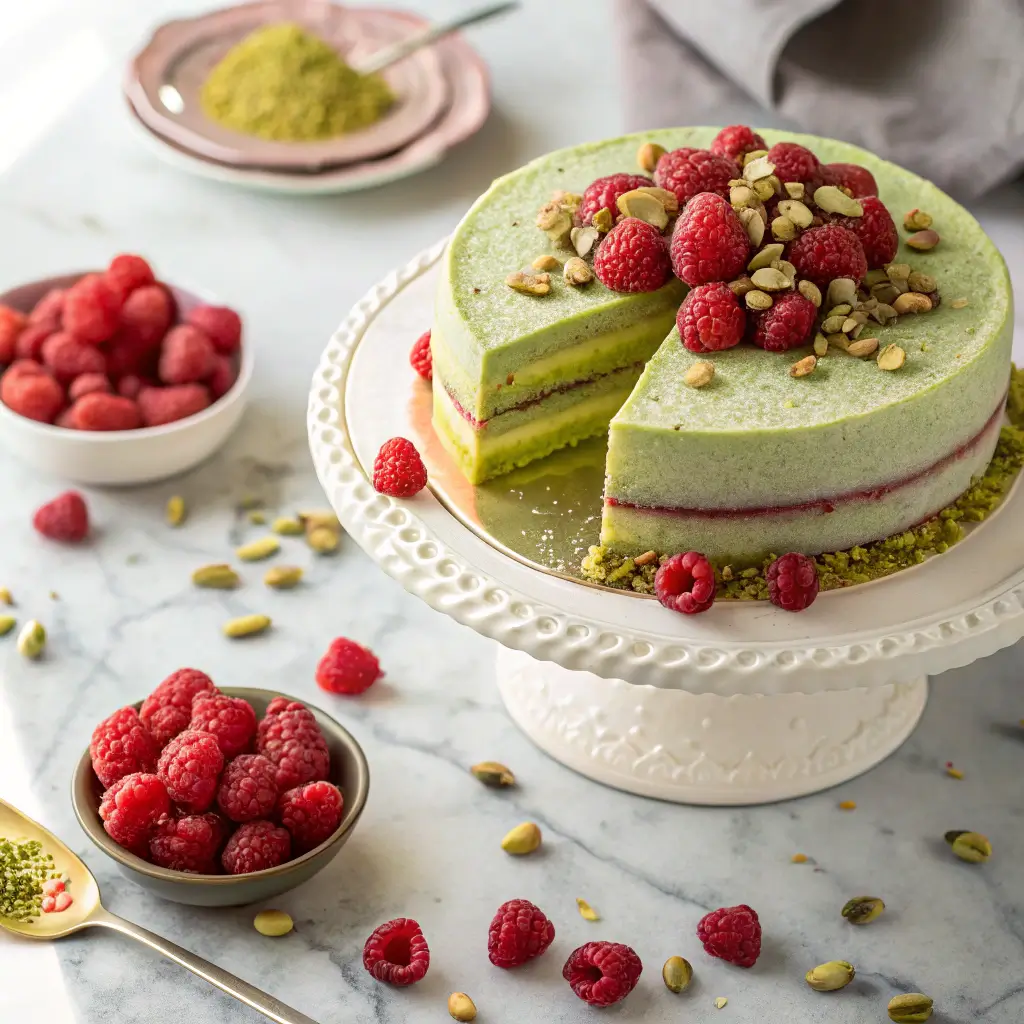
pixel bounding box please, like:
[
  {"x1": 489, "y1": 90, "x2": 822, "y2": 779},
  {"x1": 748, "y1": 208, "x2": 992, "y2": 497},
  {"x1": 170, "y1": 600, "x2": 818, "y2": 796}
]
[{"x1": 496, "y1": 646, "x2": 927, "y2": 805}]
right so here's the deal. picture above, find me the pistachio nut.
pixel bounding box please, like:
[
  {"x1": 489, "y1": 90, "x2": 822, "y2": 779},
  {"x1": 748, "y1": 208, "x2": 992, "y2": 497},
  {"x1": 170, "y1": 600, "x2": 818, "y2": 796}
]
[
  {"x1": 892, "y1": 292, "x2": 933, "y2": 315},
  {"x1": 754, "y1": 177, "x2": 779, "y2": 202},
  {"x1": 535, "y1": 201, "x2": 572, "y2": 244},
  {"x1": 551, "y1": 190, "x2": 582, "y2": 210},
  {"x1": 748, "y1": 242, "x2": 785, "y2": 273},
  {"x1": 887, "y1": 993, "x2": 933, "y2": 1023},
  {"x1": 0, "y1": 615, "x2": 14, "y2": 636},
  {"x1": 806, "y1": 960, "x2": 855, "y2": 992},
  {"x1": 784, "y1": 181, "x2": 806, "y2": 199},
  {"x1": 771, "y1": 215, "x2": 798, "y2": 242},
  {"x1": 872, "y1": 282, "x2": 903, "y2": 305},
  {"x1": 950, "y1": 297, "x2": 969, "y2": 309},
  {"x1": 237, "y1": 536, "x2": 281, "y2": 561},
  {"x1": 877, "y1": 344, "x2": 907, "y2": 371},
  {"x1": 737, "y1": 206, "x2": 765, "y2": 246},
  {"x1": 0, "y1": 587, "x2": 11, "y2": 605},
  {"x1": 254, "y1": 909, "x2": 293, "y2": 937},
  {"x1": 847, "y1": 337, "x2": 879, "y2": 357},
  {"x1": 798, "y1": 279, "x2": 822, "y2": 307},
  {"x1": 728, "y1": 275, "x2": 755, "y2": 298},
  {"x1": 842, "y1": 896, "x2": 885, "y2": 925},
  {"x1": 828, "y1": 333, "x2": 851, "y2": 352},
  {"x1": 742, "y1": 148, "x2": 768, "y2": 166},
  {"x1": 905, "y1": 229, "x2": 940, "y2": 251},
  {"x1": 750, "y1": 267, "x2": 791, "y2": 291},
  {"x1": 745, "y1": 289, "x2": 773, "y2": 311},
  {"x1": 617, "y1": 190, "x2": 669, "y2": 229},
  {"x1": 827, "y1": 303, "x2": 852, "y2": 317},
  {"x1": 17, "y1": 620, "x2": 45, "y2": 659},
  {"x1": 592, "y1": 207, "x2": 614, "y2": 233},
  {"x1": 192, "y1": 564, "x2": 242, "y2": 589},
  {"x1": 821, "y1": 315, "x2": 847, "y2": 334},
  {"x1": 662, "y1": 956, "x2": 693, "y2": 993},
  {"x1": 501, "y1": 822, "x2": 541, "y2": 855},
  {"x1": 684, "y1": 361, "x2": 715, "y2": 388},
  {"x1": 944, "y1": 830, "x2": 992, "y2": 863},
  {"x1": 448, "y1": 992, "x2": 478, "y2": 1022},
  {"x1": 637, "y1": 141, "x2": 666, "y2": 173},
  {"x1": 864, "y1": 268, "x2": 889, "y2": 287},
  {"x1": 271, "y1": 517, "x2": 304, "y2": 536},
  {"x1": 506, "y1": 271, "x2": 551, "y2": 296},
  {"x1": 531, "y1": 254, "x2": 560, "y2": 272},
  {"x1": 570, "y1": 226, "x2": 599, "y2": 258},
  {"x1": 730, "y1": 184, "x2": 758, "y2": 209},
  {"x1": 638, "y1": 186, "x2": 679, "y2": 215},
  {"x1": 307, "y1": 525, "x2": 340, "y2": 554},
  {"x1": 576, "y1": 898, "x2": 600, "y2": 921},
  {"x1": 223, "y1": 614, "x2": 271, "y2": 639},
  {"x1": 166, "y1": 495, "x2": 186, "y2": 527},
  {"x1": 298, "y1": 510, "x2": 340, "y2": 532},
  {"x1": 814, "y1": 185, "x2": 863, "y2": 217},
  {"x1": 903, "y1": 209, "x2": 933, "y2": 232},
  {"x1": 907, "y1": 270, "x2": 937, "y2": 294},
  {"x1": 469, "y1": 761, "x2": 515, "y2": 787},
  {"x1": 790, "y1": 355, "x2": 817, "y2": 378},
  {"x1": 777, "y1": 199, "x2": 813, "y2": 229},
  {"x1": 826, "y1": 277, "x2": 859, "y2": 308},
  {"x1": 742, "y1": 155, "x2": 775, "y2": 182},
  {"x1": 714, "y1": 997, "x2": 729, "y2": 1010},
  {"x1": 264, "y1": 566, "x2": 303, "y2": 590},
  {"x1": 564, "y1": 256, "x2": 594, "y2": 286},
  {"x1": 813, "y1": 333, "x2": 828, "y2": 357}
]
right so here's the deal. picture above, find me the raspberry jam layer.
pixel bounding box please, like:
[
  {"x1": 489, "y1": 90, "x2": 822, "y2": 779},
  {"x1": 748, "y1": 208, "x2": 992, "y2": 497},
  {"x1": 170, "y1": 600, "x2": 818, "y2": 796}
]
[{"x1": 606, "y1": 397, "x2": 1007, "y2": 519}]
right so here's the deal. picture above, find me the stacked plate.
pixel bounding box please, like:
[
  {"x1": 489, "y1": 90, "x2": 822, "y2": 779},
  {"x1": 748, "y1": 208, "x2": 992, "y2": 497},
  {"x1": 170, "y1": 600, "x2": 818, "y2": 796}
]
[{"x1": 125, "y1": 1, "x2": 491, "y2": 194}]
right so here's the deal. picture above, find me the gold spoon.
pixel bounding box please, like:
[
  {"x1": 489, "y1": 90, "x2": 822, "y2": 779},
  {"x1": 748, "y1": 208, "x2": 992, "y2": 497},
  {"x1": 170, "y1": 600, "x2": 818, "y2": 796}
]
[{"x1": 0, "y1": 798, "x2": 318, "y2": 1024}]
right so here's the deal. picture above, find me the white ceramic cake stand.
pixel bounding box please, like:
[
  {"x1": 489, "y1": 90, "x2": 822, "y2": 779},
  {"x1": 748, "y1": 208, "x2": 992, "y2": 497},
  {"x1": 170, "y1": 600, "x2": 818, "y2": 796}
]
[{"x1": 308, "y1": 239, "x2": 1024, "y2": 805}]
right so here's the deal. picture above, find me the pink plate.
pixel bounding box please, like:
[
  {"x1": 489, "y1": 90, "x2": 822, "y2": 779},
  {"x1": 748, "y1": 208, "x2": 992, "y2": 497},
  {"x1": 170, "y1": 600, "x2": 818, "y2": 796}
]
[
  {"x1": 124, "y1": 12, "x2": 491, "y2": 194},
  {"x1": 127, "y1": 1, "x2": 449, "y2": 172}
]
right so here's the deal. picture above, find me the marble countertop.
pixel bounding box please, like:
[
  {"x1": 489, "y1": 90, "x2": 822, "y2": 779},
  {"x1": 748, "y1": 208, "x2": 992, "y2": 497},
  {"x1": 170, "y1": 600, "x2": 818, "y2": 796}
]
[{"x1": 1, "y1": 1, "x2": 1023, "y2": 1021}]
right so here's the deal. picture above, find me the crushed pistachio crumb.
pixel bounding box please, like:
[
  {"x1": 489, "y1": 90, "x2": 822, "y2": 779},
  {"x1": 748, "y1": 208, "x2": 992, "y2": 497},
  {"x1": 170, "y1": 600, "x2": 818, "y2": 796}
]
[{"x1": 0, "y1": 837, "x2": 59, "y2": 922}]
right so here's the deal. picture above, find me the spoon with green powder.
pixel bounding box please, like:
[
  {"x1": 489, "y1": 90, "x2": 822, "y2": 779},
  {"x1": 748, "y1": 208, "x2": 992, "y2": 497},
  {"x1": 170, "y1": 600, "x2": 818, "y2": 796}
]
[{"x1": 0, "y1": 798, "x2": 317, "y2": 1024}]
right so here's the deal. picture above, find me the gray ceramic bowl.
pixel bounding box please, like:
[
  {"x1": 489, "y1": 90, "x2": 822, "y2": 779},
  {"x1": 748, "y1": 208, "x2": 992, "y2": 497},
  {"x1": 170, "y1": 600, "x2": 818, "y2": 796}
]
[{"x1": 72, "y1": 688, "x2": 369, "y2": 907}]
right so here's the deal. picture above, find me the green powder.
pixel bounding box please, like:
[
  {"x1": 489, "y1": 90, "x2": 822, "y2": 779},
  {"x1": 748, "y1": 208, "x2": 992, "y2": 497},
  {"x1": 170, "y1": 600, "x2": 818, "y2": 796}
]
[
  {"x1": 582, "y1": 365, "x2": 1024, "y2": 599},
  {"x1": 201, "y1": 23, "x2": 394, "y2": 142},
  {"x1": 0, "y1": 837, "x2": 57, "y2": 923}
]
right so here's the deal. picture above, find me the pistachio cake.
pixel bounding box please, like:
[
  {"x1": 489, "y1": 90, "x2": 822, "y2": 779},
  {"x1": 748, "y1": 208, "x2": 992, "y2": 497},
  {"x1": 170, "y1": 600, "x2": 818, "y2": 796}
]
[{"x1": 431, "y1": 128, "x2": 1013, "y2": 565}]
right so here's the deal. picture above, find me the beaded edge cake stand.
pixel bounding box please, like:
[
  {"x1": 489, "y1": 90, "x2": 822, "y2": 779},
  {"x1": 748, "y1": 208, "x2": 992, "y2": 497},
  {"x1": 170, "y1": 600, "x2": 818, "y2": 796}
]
[{"x1": 307, "y1": 239, "x2": 1024, "y2": 805}]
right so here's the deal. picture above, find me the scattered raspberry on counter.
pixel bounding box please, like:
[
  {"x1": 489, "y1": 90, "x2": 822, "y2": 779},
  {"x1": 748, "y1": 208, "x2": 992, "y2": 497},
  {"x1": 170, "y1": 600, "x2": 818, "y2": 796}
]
[
  {"x1": 766, "y1": 552, "x2": 820, "y2": 611},
  {"x1": 140, "y1": 668, "x2": 219, "y2": 748},
  {"x1": 99, "y1": 772, "x2": 170, "y2": 855},
  {"x1": 149, "y1": 812, "x2": 226, "y2": 873},
  {"x1": 278, "y1": 780, "x2": 344, "y2": 852},
  {"x1": 487, "y1": 898, "x2": 555, "y2": 968},
  {"x1": 217, "y1": 754, "x2": 279, "y2": 822},
  {"x1": 363, "y1": 918, "x2": 430, "y2": 985},
  {"x1": 315, "y1": 637, "x2": 383, "y2": 695},
  {"x1": 697, "y1": 904, "x2": 762, "y2": 967},
  {"x1": 221, "y1": 819, "x2": 291, "y2": 874},
  {"x1": 563, "y1": 942, "x2": 643, "y2": 1006},
  {"x1": 594, "y1": 217, "x2": 672, "y2": 293},
  {"x1": 410, "y1": 329, "x2": 432, "y2": 380},
  {"x1": 655, "y1": 551, "x2": 716, "y2": 615},
  {"x1": 157, "y1": 730, "x2": 224, "y2": 813},
  {"x1": 372, "y1": 436, "x2": 428, "y2": 497},
  {"x1": 33, "y1": 490, "x2": 90, "y2": 542},
  {"x1": 190, "y1": 693, "x2": 258, "y2": 758},
  {"x1": 90, "y1": 706, "x2": 159, "y2": 788}
]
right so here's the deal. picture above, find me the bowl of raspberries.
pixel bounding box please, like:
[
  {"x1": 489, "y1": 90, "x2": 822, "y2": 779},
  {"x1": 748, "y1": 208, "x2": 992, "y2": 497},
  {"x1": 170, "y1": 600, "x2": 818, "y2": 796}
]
[
  {"x1": 72, "y1": 669, "x2": 369, "y2": 907},
  {"x1": 0, "y1": 254, "x2": 252, "y2": 485}
]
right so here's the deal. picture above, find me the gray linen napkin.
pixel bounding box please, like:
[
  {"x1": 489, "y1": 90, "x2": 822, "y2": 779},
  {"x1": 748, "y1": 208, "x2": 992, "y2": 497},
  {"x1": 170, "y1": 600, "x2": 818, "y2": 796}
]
[{"x1": 615, "y1": 0, "x2": 1024, "y2": 198}]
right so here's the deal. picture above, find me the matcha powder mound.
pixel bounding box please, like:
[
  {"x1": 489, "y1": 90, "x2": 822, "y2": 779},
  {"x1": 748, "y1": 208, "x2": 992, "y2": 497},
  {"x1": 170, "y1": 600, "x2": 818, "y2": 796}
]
[{"x1": 201, "y1": 23, "x2": 395, "y2": 142}]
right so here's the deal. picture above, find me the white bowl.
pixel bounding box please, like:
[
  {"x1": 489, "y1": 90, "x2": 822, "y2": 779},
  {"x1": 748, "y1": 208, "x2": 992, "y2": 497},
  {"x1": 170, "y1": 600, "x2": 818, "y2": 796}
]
[{"x1": 0, "y1": 273, "x2": 252, "y2": 485}]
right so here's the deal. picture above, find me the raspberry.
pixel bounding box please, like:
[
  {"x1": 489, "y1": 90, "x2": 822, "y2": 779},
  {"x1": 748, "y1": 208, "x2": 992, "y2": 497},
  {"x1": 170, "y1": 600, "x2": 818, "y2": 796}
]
[
  {"x1": 217, "y1": 753, "x2": 279, "y2": 822},
  {"x1": 676, "y1": 282, "x2": 745, "y2": 353},
  {"x1": 157, "y1": 730, "x2": 224, "y2": 812},
  {"x1": 824, "y1": 162, "x2": 878, "y2": 198},
  {"x1": 834, "y1": 196, "x2": 898, "y2": 269},
  {"x1": 578, "y1": 173, "x2": 653, "y2": 226},
  {"x1": 14, "y1": 322, "x2": 56, "y2": 361},
  {"x1": 562, "y1": 942, "x2": 643, "y2": 1006},
  {"x1": 0, "y1": 305, "x2": 26, "y2": 364},
  {"x1": 99, "y1": 773, "x2": 170, "y2": 854},
  {"x1": 190, "y1": 694, "x2": 257, "y2": 758},
  {"x1": 105, "y1": 254, "x2": 156, "y2": 301},
  {"x1": 186, "y1": 304, "x2": 242, "y2": 355},
  {"x1": 654, "y1": 147, "x2": 735, "y2": 207},
  {"x1": 593, "y1": 218, "x2": 671, "y2": 293},
  {"x1": 2, "y1": 369, "x2": 63, "y2": 423},
  {"x1": 106, "y1": 334, "x2": 157, "y2": 379},
  {"x1": 710, "y1": 125, "x2": 766, "y2": 165},
  {"x1": 669, "y1": 193, "x2": 749, "y2": 286},
  {"x1": 697, "y1": 904, "x2": 762, "y2": 967},
  {"x1": 787, "y1": 224, "x2": 867, "y2": 288},
  {"x1": 765, "y1": 142, "x2": 821, "y2": 187},
  {"x1": 362, "y1": 918, "x2": 430, "y2": 985},
  {"x1": 140, "y1": 668, "x2": 218, "y2": 747},
  {"x1": 750, "y1": 291, "x2": 816, "y2": 353},
  {"x1": 149, "y1": 812, "x2": 226, "y2": 873},
  {"x1": 138, "y1": 383, "x2": 211, "y2": 427},
  {"x1": 69, "y1": 392, "x2": 140, "y2": 431},
  {"x1": 64, "y1": 274, "x2": 121, "y2": 344},
  {"x1": 207, "y1": 355, "x2": 236, "y2": 400},
  {"x1": 221, "y1": 820, "x2": 291, "y2": 874},
  {"x1": 5, "y1": 359, "x2": 45, "y2": 379},
  {"x1": 68, "y1": 373, "x2": 112, "y2": 401},
  {"x1": 487, "y1": 899, "x2": 555, "y2": 968},
  {"x1": 410, "y1": 329, "x2": 432, "y2": 380},
  {"x1": 159, "y1": 325, "x2": 216, "y2": 385},
  {"x1": 33, "y1": 491, "x2": 89, "y2": 542},
  {"x1": 29, "y1": 289, "x2": 67, "y2": 325},
  {"x1": 766, "y1": 552, "x2": 820, "y2": 611},
  {"x1": 90, "y1": 706, "x2": 159, "y2": 788},
  {"x1": 117, "y1": 284, "x2": 174, "y2": 351},
  {"x1": 278, "y1": 781, "x2": 344, "y2": 852},
  {"x1": 257, "y1": 700, "x2": 331, "y2": 791},
  {"x1": 372, "y1": 436, "x2": 428, "y2": 497},
  {"x1": 655, "y1": 551, "x2": 716, "y2": 615},
  {"x1": 40, "y1": 331, "x2": 105, "y2": 382},
  {"x1": 116, "y1": 374, "x2": 146, "y2": 399},
  {"x1": 316, "y1": 637, "x2": 383, "y2": 695}
]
